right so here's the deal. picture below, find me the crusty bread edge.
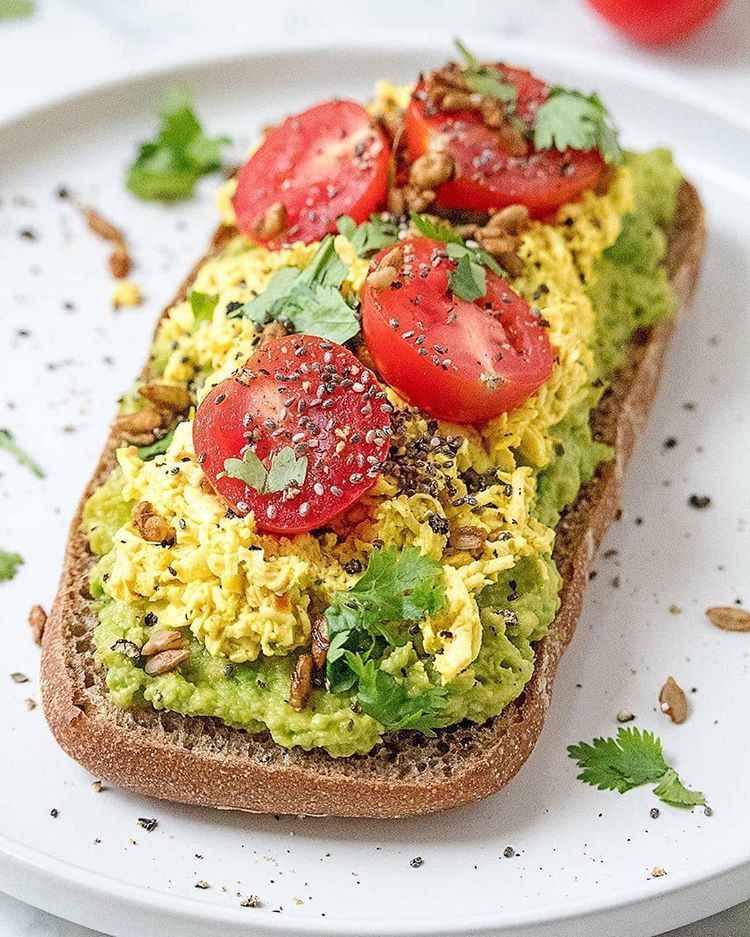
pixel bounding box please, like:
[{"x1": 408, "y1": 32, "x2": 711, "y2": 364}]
[{"x1": 41, "y1": 183, "x2": 705, "y2": 818}]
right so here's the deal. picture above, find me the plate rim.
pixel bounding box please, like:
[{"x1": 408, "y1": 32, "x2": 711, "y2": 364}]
[{"x1": 2, "y1": 29, "x2": 749, "y2": 937}]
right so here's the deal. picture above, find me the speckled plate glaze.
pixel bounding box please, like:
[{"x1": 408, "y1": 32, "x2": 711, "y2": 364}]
[{"x1": 0, "y1": 34, "x2": 748, "y2": 937}]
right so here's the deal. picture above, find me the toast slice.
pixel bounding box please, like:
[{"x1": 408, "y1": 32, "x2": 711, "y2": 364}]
[{"x1": 41, "y1": 181, "x2": 705, "y2": 818}]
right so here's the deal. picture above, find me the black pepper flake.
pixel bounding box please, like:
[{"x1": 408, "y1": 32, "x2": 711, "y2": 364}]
[
  {"x1": 503, "y1": 846, "x2": 516, "y2": 858},
  {"x1": 194, "y1": 880, "x2": 210, "y2": 890},
  {"x1": 137, "y1": 817, "x2": 158, "y2": 832},
  {"x1": 688, "y1": 494, "x2": 711, "y2": 509},
  {"x1": 409, "y1": 856, "x2": 424, "y2": 868},
  {"x1": 663, "y1": 436, "x2": 678, "y2": 449},
  {"x1": 650, "y1": 807, "x2": 660, "y2": 819},
  {"x1": 50, "y1": 808, "x2": 58, "y2": 818}
]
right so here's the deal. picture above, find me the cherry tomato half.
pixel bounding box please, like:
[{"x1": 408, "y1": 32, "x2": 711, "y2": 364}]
[
  {"x1": 232, "y1": 100, "x2": 390, "y2": 249},
  {"x1": 586, "y1": 0, "x2": 725, "y2": 45},
  {"x1": 404, "y1": 69, "x2": 605, "y2": 217},
  {"x1": 193, "y1": 335, "x2": 392, "y2": 534},
  {"x1": 360, "y1": 237, "x2": 554, "y2": 424}
]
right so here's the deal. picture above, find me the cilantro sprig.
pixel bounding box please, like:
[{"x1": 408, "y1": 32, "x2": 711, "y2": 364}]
[
  {"x1": 569, "y1": 727, "x2": 706, "y2": 809},
  {"x1": 137, "y1": 426, "x2": 177, "y2": 462},
  {"x1": 534, "y1": 87, "x2": 622, "y2": 164},
  {"x1": 411, "y1": 212, "x2": 512, "y2": 300},
  {"x1": 454, "y1": 39, "x2": 517, "y2": 107},
  {"x1": 0, "y1": 428, "x2": 44, "y2": 478},
  {"x1": 228, "y1": 235, "x2": 360, "y2": 344},
  {"x1": 325, "y1": 547, "x2": 448, "y2": 732},
  {"x1": 0, "y1": 549, "x2": 23, "y2": 583},
  {"x1": 126, "y1": 89, "x2": 230, "y2": 201},
  {"x1": 336, "y1": 214, "x2": 401, "y2": 258},
  {"x1": 189, "y1": 291, "x2": 218, "y2": 324},
  {"x1": 222, "y1": 446, "x2": 308, "y2": 494},
  {"x1": 345, "y1": 653, "x2": 448, "y2": 734}
]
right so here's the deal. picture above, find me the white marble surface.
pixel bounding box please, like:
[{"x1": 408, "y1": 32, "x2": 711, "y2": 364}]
[{"x1": 0, "y1": 1, "x2": 748, "y2": 934}]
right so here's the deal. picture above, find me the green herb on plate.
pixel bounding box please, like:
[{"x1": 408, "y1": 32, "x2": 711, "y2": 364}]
[{"x1": 126, "y1": 89, "x2": 230, "y2": 201}]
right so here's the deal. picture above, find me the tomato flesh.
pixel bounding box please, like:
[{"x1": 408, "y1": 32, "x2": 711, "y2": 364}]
[
  {"x1": 405, "y1": 69, "x2": 605, "y2": 217},
  {"x1": 361, "y1": 237, "x2": 554, "y2": 423},
  {"x1": 193, "y1": 336, "x2": 392, "y2": 534},
  {"x1": 232, "y1": 100, "x2": 390, "y2": 249}
]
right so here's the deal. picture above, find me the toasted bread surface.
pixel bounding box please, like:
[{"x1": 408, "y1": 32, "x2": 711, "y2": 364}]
[{"x1": 41, "y1": 182, "x2": 705, "y2": 818}]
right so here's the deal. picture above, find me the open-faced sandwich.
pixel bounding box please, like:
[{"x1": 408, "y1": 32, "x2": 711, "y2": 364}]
[{"x1": 42, "y1": 44, "x2": 705, "y2": 817}]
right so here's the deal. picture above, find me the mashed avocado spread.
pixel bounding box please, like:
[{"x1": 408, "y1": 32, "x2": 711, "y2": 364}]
[{"x1": 84, "y1": 144, "x2": 681, "y2": 757}]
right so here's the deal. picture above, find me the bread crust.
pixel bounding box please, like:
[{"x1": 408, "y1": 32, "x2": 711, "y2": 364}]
[{"x1": 40, "y1": 183, "x2": 705, "y2": 818}]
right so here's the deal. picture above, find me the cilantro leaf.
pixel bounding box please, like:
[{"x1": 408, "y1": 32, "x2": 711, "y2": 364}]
[
  {"x1": 344, "y1": 652, "x2": 448, "y2": 733},
  {"x1": 568, "y1": 727, "x2": 668, "y2": 793},
  {"x1": 264, "y1": 447, "x2": 308, "y2": 493},
  {"x1": 137, "y1": 426, "x2": 176, "y2": 462},
  {"x1": 410, "y1": 213, "x2": 466, "y2": 246},
  {"x1": 222, "y1": 446, "x2": 307, "y2": 494},
  {"x1": 126, "y1": 89, "x2": 230, "y2": 201},
  {"x1": 411, "y1": 212, "x2": 512, "y2": 296},
  {"x1": 569, "y1": 727, "x2": 707, "y2": 809},
  {"x1": 454, "y1": 39, "x2": 517, "y2": 107},
  {"x1": 448, "y1": 252, "x2": 486, "y2": 302},
  {"x1": 652, "y1": 768, "x2": 706, "y2": 809},
  {"x1": 230, "y1": 236, "x2": 360, "y2": 344},
  {"x1": 325, "y1": 547, "x2": 446, "y2": 693},
  {"x1": 0, "y1": 549, "x2": 23, "y2": 583},
  {"x1": 189, "y1": 291, "x2": 218, "y2": 324},
  {"x1": 223, "y1": 451, "x2": 268, "y2": 491},
  {"x1": 534, "y1": 87, "x2": 623, "y2": 164},
  {"x1": 336, "y1": 214, "x2": 401, "y2": 258},
  {"x1": 0, "y1": 428, "x2": 44, "y2": 478}
]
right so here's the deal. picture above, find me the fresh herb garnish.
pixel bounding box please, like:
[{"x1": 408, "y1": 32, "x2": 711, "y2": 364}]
[
  {"x1": 336, "y1": 214, "x2": 401, "y2": 258},
  {"x1": 137, "y1": 426, "x2": 176, "y2": 462},
  {"x1": 454, "y1": 39, "x2": 517, "y2": 107},
  {"x1": 447, "y1": 251, "x2": 486, "y2": 302},
  {"x1": 0, "y1": 549, "x2": 23, "y2": 583},
  {"x1": 568, "y1": 727, "x2": 706, "y2": 809},
  {"x1": 0, "y1": 428, "x2": 44, "y2": 478},
  {"x1": 189, "y1": 291, "x2": 218, "y2": 324},
  {"x1": 410, "y1": 212, "x2": 508, "y2": 299},
  {"x1": 534, "y1": 87, "x2": 622, "y2": 164},
  {"x1": 344, "y1": 652, "x2": 448, "y2": 733},
  {"x1": 223, "y1": 446, "x2": 308, "y2": 494},
  {"x1": 325, "y1": 546, "x2": 446, "y2": 710},
  {"x1": 228, "y1": 235, "x2": 360, "y2": 344},
  {"x1": 126, "y1": 89, "x2": 230, "y2": 201}
]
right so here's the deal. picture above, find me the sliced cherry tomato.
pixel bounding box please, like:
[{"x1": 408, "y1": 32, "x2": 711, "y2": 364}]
[
  {"x1": 360, "y1": 237, "x2": 554, "y2": 423},
  {"x1": 193, "y1": 335, "x2": 391, "y2": 534},
  {"x1": 404, "y1": 69, "x2": 605, "y2": 217},
  {"x1": 232, "y1": 100, "x2": 390, "y2": 249},
  {"x1": 586, "y1": 0, "x2": 725, "y2": 45}
]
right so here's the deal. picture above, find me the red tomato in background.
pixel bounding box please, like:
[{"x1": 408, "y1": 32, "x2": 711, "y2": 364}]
[
  {"x1": 232, "y1": 100, "x2": 390, "y2": 249},
  {"x1": 193, "y1": 336, "x2": 391, "y2": 534},
  {"x1": 585, "y1": 0, "x2": 726, "y2": 45},
  {"x1": 405, "y1": 71, "x2": 605, "y2": 218},
  {"x1": 360, "y1": 237, "x2": 554, "y2": 424}
]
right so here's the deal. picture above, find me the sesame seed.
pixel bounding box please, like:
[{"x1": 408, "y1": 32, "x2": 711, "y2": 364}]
[
  {"x1": 266, "y1": 505, "x2": 277, "y2": 519},
  {"x1": 331, "y1": 486, "x2": 343, "y2": 497},
  {"x1": 298, "y1": 502, "x2": 310, "y2": 517},
  {"x1": 352, "y1": 382, "x2": 365, "y2": 393},
  {"x1": 313, "y1": 482, "x2": 325, "y2": 496}
]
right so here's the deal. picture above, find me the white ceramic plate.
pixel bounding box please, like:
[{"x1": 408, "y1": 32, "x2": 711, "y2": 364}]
[{"x1": 0, "y1": 35, "x2": 748, "y2": 937}]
